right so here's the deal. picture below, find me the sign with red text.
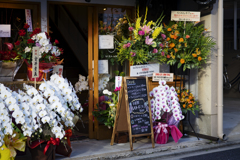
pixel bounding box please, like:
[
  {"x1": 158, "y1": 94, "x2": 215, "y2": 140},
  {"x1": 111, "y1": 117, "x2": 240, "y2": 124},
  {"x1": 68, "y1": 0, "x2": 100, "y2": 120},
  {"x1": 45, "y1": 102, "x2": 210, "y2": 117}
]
[
  {"x1": 130, "y1": 64, "x2": 159, "y2": 77},
  {"x1": 171, "y1": 11, "x2": 200, "y2": 22},
  {"x1": 25, "y1": 9, "x2": 33, "y2": 32},
  {"x1": 115, "y1": 76, "x2": 122, "y2": 89},
  {"x1": 53, "y1": 65, "x2": 63, "y2": 77},
  {"x1": 152, "y1": 73, "x2": 174, "y2": 82},
  {"x1": 32, "y1": 47, "x2": 39, "y2": 78}
]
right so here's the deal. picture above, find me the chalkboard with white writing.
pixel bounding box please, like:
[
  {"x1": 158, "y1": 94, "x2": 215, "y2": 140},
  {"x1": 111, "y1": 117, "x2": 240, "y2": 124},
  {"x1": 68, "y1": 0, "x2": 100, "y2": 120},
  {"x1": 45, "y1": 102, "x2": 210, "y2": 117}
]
[{"x1": 126, "y1": 78, "x2": 151, "y2": 135}]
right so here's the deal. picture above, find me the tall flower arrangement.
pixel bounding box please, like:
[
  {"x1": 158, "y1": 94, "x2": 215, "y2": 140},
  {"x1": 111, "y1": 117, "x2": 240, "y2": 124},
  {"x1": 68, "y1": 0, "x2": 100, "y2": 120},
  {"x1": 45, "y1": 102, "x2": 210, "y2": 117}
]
[
  {"x1": 14, "y1": 24, "x2": 63, "y2": 64},
  {"x1": 117, "y1": 8, "x2": 167, "y2": 65},
  {"x1": 0, "y1": 74, "x2": 83, "y2": 158},
  {"x1": 163, "y1": 21, "x2": 215, "y2": 71}
]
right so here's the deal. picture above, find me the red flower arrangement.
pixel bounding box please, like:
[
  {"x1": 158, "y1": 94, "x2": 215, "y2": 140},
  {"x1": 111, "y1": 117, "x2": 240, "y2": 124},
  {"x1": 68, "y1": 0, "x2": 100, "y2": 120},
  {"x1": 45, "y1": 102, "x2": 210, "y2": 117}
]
[{"x1": 0, "y1": 50, "x2": 18, "y2": 61}]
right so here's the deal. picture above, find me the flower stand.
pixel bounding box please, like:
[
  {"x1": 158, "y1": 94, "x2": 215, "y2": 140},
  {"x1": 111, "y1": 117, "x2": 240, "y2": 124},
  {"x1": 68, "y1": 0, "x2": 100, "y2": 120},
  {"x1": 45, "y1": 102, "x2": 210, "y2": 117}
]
[
  {"x1": 25, "y1": 60, "x2": 55, "y2": 81},
  {"x1": 27, "y1": 138, "x2": 59, "y2": 160},
  {"x1": 154, "y1": 122, "x2": 170, "y2": 144}
]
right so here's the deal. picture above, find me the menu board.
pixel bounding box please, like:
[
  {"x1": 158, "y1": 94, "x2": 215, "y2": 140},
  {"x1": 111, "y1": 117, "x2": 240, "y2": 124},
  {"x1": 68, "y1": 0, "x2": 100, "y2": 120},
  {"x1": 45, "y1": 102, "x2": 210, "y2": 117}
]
[{"x1": 126, "y1": 79, "x2": 151, "y2": 135}]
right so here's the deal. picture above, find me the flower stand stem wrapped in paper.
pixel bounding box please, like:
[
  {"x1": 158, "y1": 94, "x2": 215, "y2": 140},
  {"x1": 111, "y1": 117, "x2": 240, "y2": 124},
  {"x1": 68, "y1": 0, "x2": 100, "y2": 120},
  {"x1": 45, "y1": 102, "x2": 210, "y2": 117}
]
[
  {"x1": 0, "y1": 144, "x2": 11, "y2": 160},
  {"x1": 154, "y1": 122, "x2": 169, "y2": 144}
]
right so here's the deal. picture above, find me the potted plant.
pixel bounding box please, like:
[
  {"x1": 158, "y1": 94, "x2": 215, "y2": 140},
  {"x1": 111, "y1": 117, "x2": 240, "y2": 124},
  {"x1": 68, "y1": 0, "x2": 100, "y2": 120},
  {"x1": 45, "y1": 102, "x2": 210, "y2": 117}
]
[
  {"x1": 149, "y1": 80, "x2": 184, "y2": 144},
  {"x1": 0, "y1": 43, "x2": 23, "y2": 81},
  {"x1": 14, "y1": 23, "x2": 63, "y2": 81},
  {"x1": 163, "y1": 21, "x2": 216, "y2": 71}
]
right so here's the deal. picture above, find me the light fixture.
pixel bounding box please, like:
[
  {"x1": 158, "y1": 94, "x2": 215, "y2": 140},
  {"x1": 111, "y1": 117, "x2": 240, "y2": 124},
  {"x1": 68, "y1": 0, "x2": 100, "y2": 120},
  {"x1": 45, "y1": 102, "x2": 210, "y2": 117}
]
[{"x1": 103, "y1": 8, "x2": 107, "y2": 11}]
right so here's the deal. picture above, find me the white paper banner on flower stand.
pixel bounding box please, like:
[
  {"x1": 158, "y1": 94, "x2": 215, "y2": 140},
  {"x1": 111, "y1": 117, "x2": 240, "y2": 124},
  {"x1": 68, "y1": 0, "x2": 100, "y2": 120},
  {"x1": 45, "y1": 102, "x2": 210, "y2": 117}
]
[
  {"x1": 53, "y1": 65, "x2": 63, "y2": 77},
  {"x1": 171, "y1": 11, "x2": 200, "y2": 22},
  {"x1": 130, "y1": 64, "x2": 160, "y2": 77},
  {"x1": 25, "y1": 9, "x2": 33, "y2": 32},
  {"x1": 115, "y1": 76, "x2": 122, "y2": 89},
  {"x1": 32, "y1": 47, "x2": 39, "y2": 78},
  {"x1": 152, "y1": 73, "x2": 174, "y2": 82}
]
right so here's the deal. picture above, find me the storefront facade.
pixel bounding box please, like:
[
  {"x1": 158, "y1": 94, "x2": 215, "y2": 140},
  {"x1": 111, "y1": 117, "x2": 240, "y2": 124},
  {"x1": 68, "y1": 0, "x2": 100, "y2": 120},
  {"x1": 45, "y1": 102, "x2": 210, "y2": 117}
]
[{"x1": 0, "y1": 0, "x2": 225, "y2": 140}]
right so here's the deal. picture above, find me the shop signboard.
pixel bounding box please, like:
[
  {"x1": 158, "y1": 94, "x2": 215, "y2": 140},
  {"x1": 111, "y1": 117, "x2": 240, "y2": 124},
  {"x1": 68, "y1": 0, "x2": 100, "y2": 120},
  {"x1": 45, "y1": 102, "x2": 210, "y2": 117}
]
[
  {"x1": 130, "y1": 64, "x2": 159, "y2": 77},
  {"x1": 152, "y1": 73, "x2": 174, "y2": 82},
  {"x1": 32, "y1": 47, "x2": 39, "y2": 78},
  {"x1": 99, "y1": 35, "x2": 114, "y2": 49},
  {"x1": 111, "y1": 77, "x2": 154, "y2": 151},
  {"x1": 0, "y1": 25, "x2": 11, "y2": 37},
  {"x1": 92, "y1": 60, "x2": 108, "y2": 74},
  {"x1": 171, "y1": 11, "x2": 200, "y2": 22}
]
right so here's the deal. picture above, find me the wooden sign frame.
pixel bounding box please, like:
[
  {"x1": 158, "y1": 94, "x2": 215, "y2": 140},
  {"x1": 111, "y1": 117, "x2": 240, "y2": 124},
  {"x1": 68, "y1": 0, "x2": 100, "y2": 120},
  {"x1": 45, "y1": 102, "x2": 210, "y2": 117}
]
[{"x1": 111, "y1": 76, "x2": 155, "y2": 151}]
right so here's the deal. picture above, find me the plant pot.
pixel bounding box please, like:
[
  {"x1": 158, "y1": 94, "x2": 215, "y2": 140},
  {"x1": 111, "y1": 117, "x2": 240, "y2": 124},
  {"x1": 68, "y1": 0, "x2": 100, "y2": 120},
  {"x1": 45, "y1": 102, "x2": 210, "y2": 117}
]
[
  {"x1": 27, "y1": 138, "x2": 56, "y2": 160},
  {"x1": 0, "y1": 60, "x2": 23, "y2": 81},
  {"x1": 55, "y1": 142, "x2": 72, "y2": 157},
  {"x1": 25, "y1": 60, "x2": 55, "y2": 81}
]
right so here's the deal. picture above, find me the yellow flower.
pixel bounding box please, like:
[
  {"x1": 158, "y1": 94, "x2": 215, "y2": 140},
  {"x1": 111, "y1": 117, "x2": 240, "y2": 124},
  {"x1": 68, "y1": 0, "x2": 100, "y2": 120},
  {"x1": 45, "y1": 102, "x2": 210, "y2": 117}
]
[
  {"x1": 180, "y1": 59, "x2": 185, "y2": 64},
  {"x1": 184, "y1": 43, "x2": 187, "y2": 47},
  {"x1": 192, "y1": 53, "x2": 197, "y2": 57},
  {"x1": 178, "y1": 44, "x2": 181, "y2": 48},
  {"x1": 135, "y1": 17, "x2": 141, "y2": 30},
  {"x1": 174, "y1": 30, "x2": 179, "y2": 36},
  {"x1": 152, "y1": 25, "x2": 163, "y2": 39},
  {"x1": 147, "y1": 20, "x2": 153, "y2": 26},
  {"x1": 174, "y1": 48, "x2": 178, "y2": 53},
  {"x1": 198, "y1": 56, "x2": 202, "y2": 61},
  {"x1": 172, "y1": 24, "x2": 178, "y2": 29},
  {"x1": 179, "y1": 38, "x2": 184, "y2": 42},
  {"x1": 170, "y1": 52, "x2": 175, "y2": 59},
  {"x1": 169, "y1": 43, "x2": 175, "y2": 49}
]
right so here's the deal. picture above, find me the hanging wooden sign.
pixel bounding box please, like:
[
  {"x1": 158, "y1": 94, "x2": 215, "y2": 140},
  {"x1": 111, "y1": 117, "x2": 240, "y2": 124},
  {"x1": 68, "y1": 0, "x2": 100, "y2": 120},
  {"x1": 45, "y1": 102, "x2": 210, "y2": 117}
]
[{"x1": 110, "y1": 76, "x2": 154, "y2": 151}]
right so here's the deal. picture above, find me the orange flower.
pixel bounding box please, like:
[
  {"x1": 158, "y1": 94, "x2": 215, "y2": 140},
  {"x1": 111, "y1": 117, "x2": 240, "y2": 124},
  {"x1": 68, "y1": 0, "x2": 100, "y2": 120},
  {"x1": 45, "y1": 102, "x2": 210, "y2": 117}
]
[
  {"x1": 167, "y1": 55, "x2": 170, "y2": 58},
  {"x1": 167, "y1": 28, "x2": 172, "y2": 31},
  {"x1": 174, "y1": 48, "x2": 178, "y2": 53},
  {"x1": 170, "y1": 34, "x2": 175, "y2": 39},
  {"x1": 186, "y1": 35, "x2": 190, "y2": 39},
  {"x1": 180, "y1": 59, "x2": 185, "y2": 64},
  {"x1": 179, "y1": 38, "x2": 184, "y2": 42},
  {"x1": 163, "y1": 22, "x2": 166, "y2": 27},
  {"x1": 183, "y1": 104, "x2": 186, "y2": 108},
  {"x1": 198, "y1": 56, "x2": 202, "y2": 61},
  {"x1": 189, "y1": 96, "x2": 193, "y2": 99},
  {"x1": 189, "y1": 104, "x2": 193, "y2": 108},
  {"x1": 167, "y1": 37, "x2": 170, "y2": 41},
  {"x1": 174, "y1": 30, "x2": 180, "y2": 36},
  {"x1": 173, "y1": 36, "x2": 178, "y2": 40},
  {"x1": 169, "y1": 43, "x2": 175, "y2": 49},
  {"x1": 192, "y1": 53, "x2": 197, "y2": 57}
]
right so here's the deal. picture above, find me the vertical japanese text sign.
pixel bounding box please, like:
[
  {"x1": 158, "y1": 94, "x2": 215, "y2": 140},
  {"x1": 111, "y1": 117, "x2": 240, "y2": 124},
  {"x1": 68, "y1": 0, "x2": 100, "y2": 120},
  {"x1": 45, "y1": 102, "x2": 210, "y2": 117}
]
[
  {"x1": 25, "y1": 9, "x2": 33, "y2": 32},
  {"x1": 32, "y1": 47, "x2": 39, "y2": 78}
]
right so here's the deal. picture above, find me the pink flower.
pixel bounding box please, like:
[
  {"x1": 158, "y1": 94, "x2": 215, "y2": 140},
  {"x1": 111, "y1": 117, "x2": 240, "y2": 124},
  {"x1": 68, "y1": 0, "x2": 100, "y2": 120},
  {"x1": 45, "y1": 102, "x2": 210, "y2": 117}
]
[
  {"x1": 130, "y1": 51, "x2": 136, "y2": 57},
  {"x1": 114, "y1": 86, "x2": 121, "y2": 92},
  {"x1": 152, "y1": 48, "x2": 158, "y2": 53},
  {"x1": 159, "y1": 43, "x2": 164, "y2": 48},
  {"x1": 138, "y1": 30, "x2": 145, "y2": 36},
  {"x1": 161, "y1": 51, "x2": 165, "y2": 56},
  {"x1": 141, "y1": 25, "x2": 152, "y2": 34},
  {"x1": 161, "y1": 34, "x2": 166, "y2": 39},
  {"x1": 145, "y1": 36, "x2": 154, "y2": 45},
  {"x1": 123, "y1": 42, "x2": 131, "y2": 49},
  {"x1": 186, "y1": 35, "x2": 190, "y2": 39},
  {"x1": 128, "y1": 27, "x2": 134, "y2": 31}
]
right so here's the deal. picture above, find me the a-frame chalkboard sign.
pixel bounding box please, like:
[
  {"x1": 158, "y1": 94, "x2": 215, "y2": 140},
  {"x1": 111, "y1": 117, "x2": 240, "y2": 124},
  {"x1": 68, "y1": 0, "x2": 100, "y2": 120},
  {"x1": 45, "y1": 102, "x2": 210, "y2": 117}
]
[{"x1": 110, "y1": 76, "x2": 155, "y2": 151}]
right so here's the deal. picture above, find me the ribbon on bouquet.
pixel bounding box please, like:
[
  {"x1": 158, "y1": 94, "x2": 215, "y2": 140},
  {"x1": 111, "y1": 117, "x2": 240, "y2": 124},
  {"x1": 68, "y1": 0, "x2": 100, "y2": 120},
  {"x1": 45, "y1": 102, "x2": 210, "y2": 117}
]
[
  {"x1": 168, "y1": 125, "x2": 183, "y2": 143},
  {"x1": 43, "y1": 138, "x2": 60, "y2": 155},
  {"x1": 65, "y1": 129, "x2": 72, "y2": 147},
  {"x1": 154, "y1": 122, "x2": 168, "y2": 142}
]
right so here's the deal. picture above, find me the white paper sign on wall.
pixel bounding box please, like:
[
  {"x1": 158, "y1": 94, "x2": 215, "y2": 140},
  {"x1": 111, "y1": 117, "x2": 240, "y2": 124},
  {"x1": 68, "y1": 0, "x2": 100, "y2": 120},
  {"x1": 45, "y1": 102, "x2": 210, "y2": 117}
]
[
  {"x1": 99, "y1": 35, "x2": 114, "y2": 49},
  {"x1": 53, "y1": 65, "x2": 63, "y2": 77},
  {"x1": 32, "y1": 47, "x2": 39, "y2": 78},
  {"x1": 92, "y1": 60, "x2": 109, "y2": 74},
  {"x1": 0, "y1": 25, "x2": 11, "y2": 37},
  {"x1": 171, "y1": 11, "x2": 200, "y2": 22},
  {"x1": 115, "y1": 76, "x2": 122, "y2": 89},
  {"x1": 130, "y1": 64, "x2": 160, "y2": 77},
  {"x1": 25, "y1": 9, "x2": 33, "y2": 32},
  {"x1": 152, "y1": 73, "x2": 174, "y2": 82}
]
